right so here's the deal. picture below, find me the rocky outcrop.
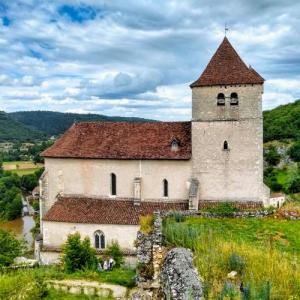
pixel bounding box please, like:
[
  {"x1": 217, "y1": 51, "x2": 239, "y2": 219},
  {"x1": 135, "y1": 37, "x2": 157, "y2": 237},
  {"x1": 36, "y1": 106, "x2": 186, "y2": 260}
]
[{"x1": 161, "y1": 248, "x2": 203, "y2": 300}]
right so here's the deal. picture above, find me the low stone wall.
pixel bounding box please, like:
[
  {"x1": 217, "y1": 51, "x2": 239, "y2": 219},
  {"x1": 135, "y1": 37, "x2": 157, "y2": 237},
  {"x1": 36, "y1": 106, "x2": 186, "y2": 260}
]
[
  {"x1": 46, "y1": 279, "x2": 127, "y2": 298},
  {"x1": 160, "y1": 209, "x2": 274, "y2": 219},
  {"x1": 277, "y1": 211, "x2": 300, "y2": 220},
  {"x1": 198, "y1": 200, "x2": 263, "y2": 209}
]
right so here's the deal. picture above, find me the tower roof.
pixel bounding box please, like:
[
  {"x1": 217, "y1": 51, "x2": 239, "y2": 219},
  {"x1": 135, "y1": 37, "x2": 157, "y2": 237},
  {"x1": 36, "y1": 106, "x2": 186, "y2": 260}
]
[{"x1": 190, "y1": 37, "x2": 264, "y2": 87}]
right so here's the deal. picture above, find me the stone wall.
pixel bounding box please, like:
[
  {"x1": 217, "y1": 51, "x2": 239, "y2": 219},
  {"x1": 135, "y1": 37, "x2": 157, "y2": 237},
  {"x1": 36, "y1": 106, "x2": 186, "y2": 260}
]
[
  {"x1": 161, "y1": 248, "x2": 203, "y2": 300},
  {"x1": 42, "y1": 220, "x2": 139, "y2": 251},
  {"x1": 134, "y1": 212, "x2": 203, "y2": 300},
  {"x1": 192, "y1": 84, "x2": 265, "y2": 203},
  {"x1": 44, "y1": 158, "x2": 191, "y2": 213},
  {"x1": 198, "y1": 200, "x2": 263, "y2": 209}
]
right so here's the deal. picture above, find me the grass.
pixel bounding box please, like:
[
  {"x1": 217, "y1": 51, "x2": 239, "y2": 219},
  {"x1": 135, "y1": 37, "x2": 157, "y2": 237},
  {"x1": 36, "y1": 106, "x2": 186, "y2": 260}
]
[
  {"x1": 0, "y1": 266, "x2": 135, "y2": 299},
  {"x1": 60, "y1": 268, "x2": 136, "y2": 288},
  {"x1": 45, "y1": 289, "x2": 114, "y2": 300},
  {"x1": 3, "y1": 161, "x2": 43, "y2": 169},
  {"x1": 2, "y1": 160, "x2": 43, "y2": 176},
  {"x1": 10, "y1": 167, "x2": 42, "y2": 176},
  {"x1": 163, "y1": 216, "x2": 300, "y2": 299}
]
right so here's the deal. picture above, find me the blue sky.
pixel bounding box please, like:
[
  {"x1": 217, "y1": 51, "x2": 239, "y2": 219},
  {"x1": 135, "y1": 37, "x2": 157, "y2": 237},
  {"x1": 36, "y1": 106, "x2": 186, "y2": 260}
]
[{"x1": 0, "y1": 0, "x2": 299, "y2": 120}]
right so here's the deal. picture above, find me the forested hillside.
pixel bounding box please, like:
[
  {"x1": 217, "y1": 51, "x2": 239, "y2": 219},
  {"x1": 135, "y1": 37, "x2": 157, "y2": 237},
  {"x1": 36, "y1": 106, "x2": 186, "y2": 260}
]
[
  {"x1": 263, "y1": 99, "x2": 300, "y2": 142},
  {"x1": 0, "y1": 111, "x2": 45, "y2": 142},
  {"x1": 9, "y1": 111, "x2": 155, "y2": 136},
  {"x1": 2, "y1": 99, "x2": 300, "y2": 142}
]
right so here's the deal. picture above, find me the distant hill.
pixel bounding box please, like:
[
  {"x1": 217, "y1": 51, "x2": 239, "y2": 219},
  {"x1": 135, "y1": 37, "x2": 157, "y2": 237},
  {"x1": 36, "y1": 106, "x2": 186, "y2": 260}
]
[
  {"x1": 263, "y1": 99, "x2": 300, "y2": 142},
  {"x1": 3, "y1": 100, "x2": 300, "y2": 143},
  {"x1": 0, "y1": 111, "x2": 45, "y2": 142},
  {"x1": 9, "y1": 111, "x2": 155, "y2": 137}
]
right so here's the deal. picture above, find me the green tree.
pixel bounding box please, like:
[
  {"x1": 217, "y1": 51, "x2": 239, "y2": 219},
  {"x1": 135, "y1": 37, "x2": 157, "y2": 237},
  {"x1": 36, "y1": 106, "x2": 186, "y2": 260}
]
[
  {"x1": 21, "y1": 174, "x2": 38, "y2": 191},
  {"x1": 5, "y1": 194, "x2": 23, "y2": 220},
  {"x1": 289, "y1": 176, "x2": 300, "y2": 194},
  {"x1": 106, "y1": 240, "x2": 124, "y2": 268},
  {"x1": 265, "y1": 146, "x2": 281, "y2": 166},
  {"x1": 288, "y1": 140, "x2": 300, "y2": 162},
  {"x1": 61, "y1": 232, "x2": 97, "y2": 273},
  {"x1": 0, "y1": 229, "x2": 23, "y2": 266}
]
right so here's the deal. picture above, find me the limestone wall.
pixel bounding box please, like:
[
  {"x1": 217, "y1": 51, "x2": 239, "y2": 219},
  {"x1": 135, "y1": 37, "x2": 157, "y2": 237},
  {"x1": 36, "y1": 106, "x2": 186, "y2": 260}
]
[
  {"x1": 42, "y1": 221, "x2": 139, "y2": 251},
  {"x1": 44, "y1": 158, "x2": 191, "y2": 212},
  {"x1": 192, "y1": 84, "x2": 264, "y2": 202},
  {"x1": 192, "y1": 119, "x2": 264, "y2": 201},
  {"x1": 192, "y1": 84, "x2": 263, "y2": 121}
]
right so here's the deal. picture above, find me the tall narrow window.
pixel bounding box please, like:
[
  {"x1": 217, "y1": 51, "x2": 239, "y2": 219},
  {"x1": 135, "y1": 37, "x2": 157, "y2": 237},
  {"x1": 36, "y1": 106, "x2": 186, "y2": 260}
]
[
  {"x1": 217, "y1": 93, "x2": 225, "y2": 106},
  {"x1": 111, "y1": 173, "x2": 116, "y2": 196},
  {"x1": 94, "y1": 231, "x2": 105, "y2": 249},
  {"x1": 223, "y1": 141, "x2": 229, "y2": 150},
  {"x1": 230, "y1": 92, "x2": 239, "y2": 105},
  {"x1": 163, "y1": 179, "x2": 168, "y2": 197}
]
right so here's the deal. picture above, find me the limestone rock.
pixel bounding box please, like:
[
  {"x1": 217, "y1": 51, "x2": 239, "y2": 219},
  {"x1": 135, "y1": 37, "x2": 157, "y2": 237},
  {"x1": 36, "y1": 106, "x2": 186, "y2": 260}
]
[{"x1": 161, "y1": 248, "x2": 203, "y2": 300}]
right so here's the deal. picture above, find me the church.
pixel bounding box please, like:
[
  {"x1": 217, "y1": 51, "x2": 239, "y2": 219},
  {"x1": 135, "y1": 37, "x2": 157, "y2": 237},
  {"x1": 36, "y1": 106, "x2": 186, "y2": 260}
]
[{"x1": 37, "y1": 37, "x2": 271, "y2": 264}]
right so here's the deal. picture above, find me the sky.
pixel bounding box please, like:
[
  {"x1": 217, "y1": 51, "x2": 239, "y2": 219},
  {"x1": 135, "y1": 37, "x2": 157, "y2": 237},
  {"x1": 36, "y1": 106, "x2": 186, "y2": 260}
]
[{"x1": 0, "y1": 0, "x2": 300, "y2": 121}]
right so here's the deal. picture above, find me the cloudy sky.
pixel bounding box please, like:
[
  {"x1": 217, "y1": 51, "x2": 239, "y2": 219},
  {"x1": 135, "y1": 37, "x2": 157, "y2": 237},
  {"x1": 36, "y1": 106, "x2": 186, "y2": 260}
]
[{"x1": 0, "y1": 0, "x2": 299, "y2": 120}]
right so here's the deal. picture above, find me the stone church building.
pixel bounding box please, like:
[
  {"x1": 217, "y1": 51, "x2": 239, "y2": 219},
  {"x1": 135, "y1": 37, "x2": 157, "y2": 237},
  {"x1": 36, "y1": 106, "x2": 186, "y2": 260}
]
[{"x1": 37, "y1": 37, "x2": 271, "y2": 264}]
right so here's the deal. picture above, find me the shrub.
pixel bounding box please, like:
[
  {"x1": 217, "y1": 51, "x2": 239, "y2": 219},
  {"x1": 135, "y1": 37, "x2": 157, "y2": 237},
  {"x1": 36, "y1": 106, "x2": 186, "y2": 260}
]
[
  {"x1": 268, "y1": 177, "x2": 283, "y2": 192},
  {"x1": 205, "y1": 202, "x2": 238, "y2": 216},
  {"x1": 0, "y1": 229, "x2": 23, "y2": 266},
  {"x1": 265, "y1": 146, "x2": 281, "y2": 166},
  {"x1": 5, "y1": 194, "x2": 23, "y2": 220},
  {"x1": 105, "y1": 240, "x2": 124, "y2": 268},
  {"x1": 289, "y1": 176, "x2": 300, "y2": 193},
  {"x1": 228, "y1": 252, "x2": 245, "y2": 273},
  {"x1": 31, "y1": 199, "x2": 39, "y2": 211},
  {"x1": 20, "y1": 174, "x2": 38, "y2": 191},
  {"x1": 288, "y1": 140, "x2": 300, "y2": 162},
  {"x1": 140, "y1": 214, "x2": 154, "y2": 235},
  {"x1": 61, "y1": 232, "x2": 97, "y2": 273},
  {"x1": 218, "y1": 281, "x2": 239, "y2": 299},
  {"x1": 172, "y1": 211, "x2": 186, "y2": 223}
]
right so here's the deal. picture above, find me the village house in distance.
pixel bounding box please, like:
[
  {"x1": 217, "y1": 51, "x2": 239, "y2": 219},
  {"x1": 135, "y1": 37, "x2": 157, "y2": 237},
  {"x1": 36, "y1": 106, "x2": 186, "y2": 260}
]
[{"x1": 37, "y1": 37, "x2": 276, "y2": 264}]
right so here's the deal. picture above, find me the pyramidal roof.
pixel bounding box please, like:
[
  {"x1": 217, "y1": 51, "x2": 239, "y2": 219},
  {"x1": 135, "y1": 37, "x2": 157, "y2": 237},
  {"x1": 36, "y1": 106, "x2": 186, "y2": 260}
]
[{"x1": 190, "y1": 37, "x2": 264, "y2": 87}]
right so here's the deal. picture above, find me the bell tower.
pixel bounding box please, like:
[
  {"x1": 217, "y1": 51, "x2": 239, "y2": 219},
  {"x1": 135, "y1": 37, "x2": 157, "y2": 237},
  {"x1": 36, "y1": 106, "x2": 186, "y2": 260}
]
[{"x1": 191, "y1": 37, "x2": 269, "y2": 204}]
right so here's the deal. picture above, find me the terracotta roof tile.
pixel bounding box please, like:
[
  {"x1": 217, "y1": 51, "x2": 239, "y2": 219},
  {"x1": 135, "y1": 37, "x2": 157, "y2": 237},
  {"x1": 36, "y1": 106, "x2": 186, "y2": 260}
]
[
  {"x1": 190, "y1": 37, "x2": 264, "y2": 87},
  {"x1": 42, "y1": 121, "x2": 191, "y2": 160},
  {"x1": 43, "y1": 196, "x2": 188, "y2": 225}
]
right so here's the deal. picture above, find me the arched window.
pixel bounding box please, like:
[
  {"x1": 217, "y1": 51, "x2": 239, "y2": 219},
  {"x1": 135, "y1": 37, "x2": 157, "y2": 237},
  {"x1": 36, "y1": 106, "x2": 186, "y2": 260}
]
[
  {"x1": 217, "y1": 93, "x2": 225, "y2": 106},
  {"x1": 230, "y1": 92, "x2": 239, "y2": 105},
  {"x1": 163, "y1": 179, "x2": 168, "y2": 197},
  {"x1": 171, "y1": 138, "x2": 179, "y2": 152},
  {"x1": 111, "y1": 173, "x2": 116, "y2": 196},
  {"x1": 94, "y1": 230, "x2": 105, "y2": 249},
  {"x1": 223, "y1": 141, "x2": 229, "y2": 150}
]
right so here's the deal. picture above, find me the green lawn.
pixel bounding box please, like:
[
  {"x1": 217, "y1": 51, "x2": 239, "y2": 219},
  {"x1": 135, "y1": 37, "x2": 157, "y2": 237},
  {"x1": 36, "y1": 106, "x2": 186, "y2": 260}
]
[
  {"x1": 180, "y1": 217, "x2": 300, "y2": 254},
  {"x1": 45, "y1": 289, "x2": 114, "y2": 300},
  {"x1": 10, "y1": 167, "x2": 42, "y2": 176},
  {"x1": 0, "y1": 266, "x2": 135, "y2": 300},
  {"x1": 163, "y1": 216, "x2": 300, "y2": 299}
]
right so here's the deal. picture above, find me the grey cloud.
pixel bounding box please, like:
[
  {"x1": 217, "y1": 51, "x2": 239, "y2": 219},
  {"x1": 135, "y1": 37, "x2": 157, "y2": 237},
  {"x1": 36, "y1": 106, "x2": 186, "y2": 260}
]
[{"x1": 0, "y1": 0, "x2": 299, "y2": 119}]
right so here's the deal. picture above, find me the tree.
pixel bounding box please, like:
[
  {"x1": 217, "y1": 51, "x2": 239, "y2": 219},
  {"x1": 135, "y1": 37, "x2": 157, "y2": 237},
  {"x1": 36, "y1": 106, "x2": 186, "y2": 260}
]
[
  {"x1": 264, "y1": 146, "x2": 281, "y2": 166},
  {"x1": 21, "y1": 174, "x2": 38, "y2": 191},
  {"x1": 288, "y1": 140, "x2": 300, "y2": 162},
  {"x1": 0, "y1": 229, "x2": 23, "y2": 266},
  {"x1": 5, "y1": 194, "x2": 23, "y2": 220},
  {"x1": 61, "y1": 232, "x2": 97, "y2": 273},
  {"x1": 289, "y1": 176, "x2": 300, "y2": 194},
  {"x1": 106, "y1": 240, "x2": 124, "y2": 268}
]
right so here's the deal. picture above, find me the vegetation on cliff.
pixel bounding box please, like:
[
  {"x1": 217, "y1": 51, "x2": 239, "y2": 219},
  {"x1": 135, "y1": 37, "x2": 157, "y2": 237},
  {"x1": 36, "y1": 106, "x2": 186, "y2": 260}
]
[{"x1": 163, "y1": 215, "x2": 300, "y2": 299}]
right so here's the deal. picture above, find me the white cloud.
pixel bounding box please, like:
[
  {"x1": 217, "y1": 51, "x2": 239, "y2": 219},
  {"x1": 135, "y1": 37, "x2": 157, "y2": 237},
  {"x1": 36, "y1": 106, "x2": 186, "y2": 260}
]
[{"x1": 0, "y1": 0, "x2": 299, "y2": 119}]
